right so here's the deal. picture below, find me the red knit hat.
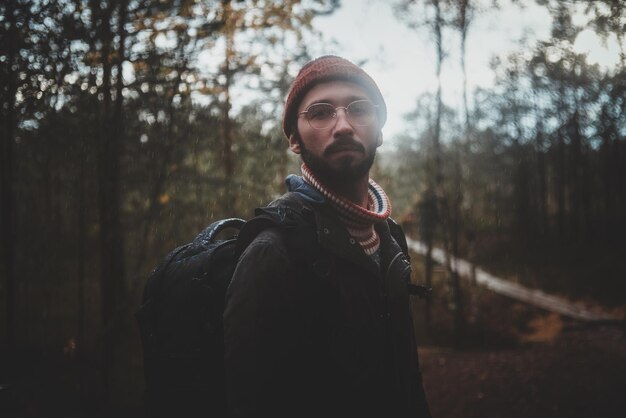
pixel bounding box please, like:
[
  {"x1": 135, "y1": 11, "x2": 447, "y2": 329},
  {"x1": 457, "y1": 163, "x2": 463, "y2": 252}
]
[{"x1": 282, "y1": 55, "x2": 387, "y2": 138}]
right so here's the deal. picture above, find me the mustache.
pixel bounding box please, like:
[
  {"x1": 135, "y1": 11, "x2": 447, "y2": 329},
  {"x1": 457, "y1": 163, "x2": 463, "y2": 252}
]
[{"x1": 324, "y1": 140, "x2": 365, "y2": 156}]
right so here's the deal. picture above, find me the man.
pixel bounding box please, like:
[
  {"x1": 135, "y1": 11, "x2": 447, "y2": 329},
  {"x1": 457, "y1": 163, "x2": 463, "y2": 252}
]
[{"x1": 224, "y1": 56, "x2": 431, "y2": 418}]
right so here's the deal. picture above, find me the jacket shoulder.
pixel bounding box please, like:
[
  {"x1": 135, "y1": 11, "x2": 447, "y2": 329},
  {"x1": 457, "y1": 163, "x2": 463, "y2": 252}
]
[
  {"x1": 241, "y1": 228, "x2": 290, "y2": 260},
  {"x1": 267, "y1": 192, "x2": 310, "y2": 212}
]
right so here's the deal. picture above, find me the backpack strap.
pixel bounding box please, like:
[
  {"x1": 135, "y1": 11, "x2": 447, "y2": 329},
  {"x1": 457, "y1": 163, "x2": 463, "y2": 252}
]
[
  {"x1": 387, "y1": 217, "x2": 410, "y2": 260},
  {"x1": 235, "y1": 194, "x2": 312, "y2": 251},
  {"x1": 234, "y1": 216, "x2": 285, "y2": 258},
  {"x1": 234, "y1": 193, "x2": 329, "y2": 280},
  {"x1": 192, "y1": 218, "x2": 246, "y2": 247},
  {"x1": 386, "y1": 217, "x2": 432, "y2": 300}
]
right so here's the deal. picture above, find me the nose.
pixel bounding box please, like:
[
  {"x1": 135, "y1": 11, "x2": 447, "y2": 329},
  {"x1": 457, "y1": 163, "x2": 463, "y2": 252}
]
[{"x1": 333, "y1": 108, "x2": 354, "y2": 135}]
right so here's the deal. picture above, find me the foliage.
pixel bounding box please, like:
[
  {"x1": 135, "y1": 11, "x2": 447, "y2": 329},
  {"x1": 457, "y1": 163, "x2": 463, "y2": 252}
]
[
  {"x1": 383, "y1": 0, "x2": 626, "y2": 304},
  {"x1": 0, "y1": 0, "x2": 338, "y2": 411}
]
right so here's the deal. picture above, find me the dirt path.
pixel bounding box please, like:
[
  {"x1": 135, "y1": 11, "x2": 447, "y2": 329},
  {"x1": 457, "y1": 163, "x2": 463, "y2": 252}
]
[{"x1": 418, "y1": 323, "x2": 626, "y2": 418}]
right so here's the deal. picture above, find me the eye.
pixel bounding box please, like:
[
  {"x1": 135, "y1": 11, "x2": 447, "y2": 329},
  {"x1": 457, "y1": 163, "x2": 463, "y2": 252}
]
[
  {"x1": 348, "y1": 100, "x2": 374, "y2": 116},
  {"x1": 307, "y1": 104, "x2": 335, "y2": 120}
]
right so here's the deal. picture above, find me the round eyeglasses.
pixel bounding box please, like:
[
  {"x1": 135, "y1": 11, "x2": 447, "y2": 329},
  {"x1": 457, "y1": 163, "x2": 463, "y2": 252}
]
[{"x1": 299, "y1": 99, "x2": 379, "y2": 130}]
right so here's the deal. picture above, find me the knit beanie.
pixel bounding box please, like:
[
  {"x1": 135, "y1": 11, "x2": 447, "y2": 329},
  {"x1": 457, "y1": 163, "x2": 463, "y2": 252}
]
[{"x1": 282, "y1": 55, "x2": 387, "y2": 139}]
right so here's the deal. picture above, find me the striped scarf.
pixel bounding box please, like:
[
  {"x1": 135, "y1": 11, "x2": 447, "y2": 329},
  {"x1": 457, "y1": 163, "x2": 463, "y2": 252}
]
[{"x1": 301, "y1": 163, "x2": 391, "y2": 255}]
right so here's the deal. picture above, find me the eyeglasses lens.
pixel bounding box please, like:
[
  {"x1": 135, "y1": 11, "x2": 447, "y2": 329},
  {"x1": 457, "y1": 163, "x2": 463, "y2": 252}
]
[
  {"x1": 306, "y1": 104, "x2": 336, "y2": 129},
  {"x1": 347, "y1": 101, "x2": 376, "y2": 126}
]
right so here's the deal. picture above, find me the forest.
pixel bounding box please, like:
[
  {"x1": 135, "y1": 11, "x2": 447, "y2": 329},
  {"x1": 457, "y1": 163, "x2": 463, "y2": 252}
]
[{"x1": 1, "y1": 0, "x2": 625, "y2": 417}]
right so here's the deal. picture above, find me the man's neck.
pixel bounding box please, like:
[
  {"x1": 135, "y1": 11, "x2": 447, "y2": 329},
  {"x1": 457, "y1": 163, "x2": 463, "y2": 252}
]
[{"x1": 326, "y1": 175, "x2": 370, "y2": 208}]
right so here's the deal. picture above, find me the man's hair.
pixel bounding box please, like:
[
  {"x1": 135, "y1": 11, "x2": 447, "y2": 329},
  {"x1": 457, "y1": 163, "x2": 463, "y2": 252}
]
[{"x1": 282, "y1": 55, "x2": 387, "y2": 139}]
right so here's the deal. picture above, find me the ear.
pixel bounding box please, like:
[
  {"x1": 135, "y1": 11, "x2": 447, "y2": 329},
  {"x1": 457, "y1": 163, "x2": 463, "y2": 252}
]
[
  {"x1": 376, "y1": 131, "x2": 383, "y2": 147},
  {"x1": 288, "y1": 134, "x2": 301, "y2": 154}
]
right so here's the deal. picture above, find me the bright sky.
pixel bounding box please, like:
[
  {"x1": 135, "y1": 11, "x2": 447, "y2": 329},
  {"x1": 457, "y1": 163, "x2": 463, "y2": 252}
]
[
  {"x1": 309, "y1": 0, "x2": 623, "y2": 148},
  {"x1": 181, "y1": 0, "x2": 623, "y2": 146}
]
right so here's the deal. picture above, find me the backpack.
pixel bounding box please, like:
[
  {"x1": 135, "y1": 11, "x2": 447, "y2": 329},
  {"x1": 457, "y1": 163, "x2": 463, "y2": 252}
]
[
  {"x1": 135, "y1": 198, "x2": 430, "y2": 418},
  {"x1": 135, "y1": 214, "x2": 285, "y2": 418}
]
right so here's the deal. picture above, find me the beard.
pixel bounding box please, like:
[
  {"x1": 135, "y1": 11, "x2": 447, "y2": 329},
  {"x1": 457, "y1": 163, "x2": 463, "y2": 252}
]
[{"x1": 296, "y1": 134, "x2": 376, "y2": 186}]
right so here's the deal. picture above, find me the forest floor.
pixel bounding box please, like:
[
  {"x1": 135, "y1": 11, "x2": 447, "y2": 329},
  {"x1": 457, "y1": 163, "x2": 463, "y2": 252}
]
[
  {"x1": 3, "y1": 254, "x2": 626, "y2": 417},
  {"x1": 414, "y1": 268, "x2": 626, "y2": 418},
  {"x1": 5, "y1": 306, "x2": 625, "y2": 418},
  {"x1": 419, "y1": 318, "x2": 626, "y2": 418},
  {"x1": 409, "y1": 249, "x2": 626, "y2": 418}
]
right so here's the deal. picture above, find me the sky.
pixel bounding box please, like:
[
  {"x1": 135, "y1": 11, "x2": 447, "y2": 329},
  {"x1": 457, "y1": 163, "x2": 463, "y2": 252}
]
[
  {"x1": 184, "y1": 0, "x2": 624, "y2": 147},
  {"x1": 308, "y1": 0, "x2": 624, "y2": 148}
]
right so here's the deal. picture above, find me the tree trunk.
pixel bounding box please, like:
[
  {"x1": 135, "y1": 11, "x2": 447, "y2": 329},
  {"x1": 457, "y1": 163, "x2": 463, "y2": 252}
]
[
  {"x1": 600, "y1": 105, "x2": 613, "y2": 242},
  {"x1": 432, "y1": 0, "x2": 464, "y2": 344},
  {"x1": 459, "y1": 0, "x2": 470, "y2": 133},
  {"x1": 556, "y1": 131, "x2": 566, "y2": 240},
  {"x1": 221, "y1": 17, "x2": 236, "y2": 214},
  {"x1": 97, "y1": 33, "x2": 114, "y2": 409},
  {"x1": 77, "y1": 149, "x2": 87, "y2": 401},
  {"x1": 133, "y1": 57, "x2": 188, "y2": 281},
  {"x1": 569, "y1": 111, "x2": 582, "y2": 242},
  {"x1": 1, "y1": 0, "x2": 18, "y2": 380},
  {"x1": 424, "y1": 243, "x2": 434, "y2": 328},
  {"x1": 534, "y1": 117, "x2": 548, "y2": 236},
  {"x1": 418, "y1": 190, "x2": 437, "y2": 330},
  {"x1": 94, "y1": 0, "x2": 126, "y2": 402}
]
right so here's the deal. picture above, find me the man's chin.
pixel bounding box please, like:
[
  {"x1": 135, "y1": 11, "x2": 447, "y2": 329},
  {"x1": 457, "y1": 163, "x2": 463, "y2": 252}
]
[
  {"x1": 298, "y1": 138, "x2": 376, "y2": 185},
  {"x1": 332, "y1": 155, "x2": 361, "y2": 171},
  {"x1": 304, "y1": 155, "x2": 373, "y2": 185}
]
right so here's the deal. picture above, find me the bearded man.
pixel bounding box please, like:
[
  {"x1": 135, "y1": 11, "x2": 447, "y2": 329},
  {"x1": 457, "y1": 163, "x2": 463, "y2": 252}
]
[{"x1": 224, "y1": 55, "x2": 431, "y2": 418}]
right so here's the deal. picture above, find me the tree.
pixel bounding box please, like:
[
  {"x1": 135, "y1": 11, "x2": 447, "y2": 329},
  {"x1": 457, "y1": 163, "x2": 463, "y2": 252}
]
[
  {"x1": 0, "y1": 0, "x2": 22, "y2": 375},
  {"x1": 207, "y1": 0, "x2": 338, "y2": 212},
  {"x1": 394, "y1": 0, "x2": 466, "y2": 341}
]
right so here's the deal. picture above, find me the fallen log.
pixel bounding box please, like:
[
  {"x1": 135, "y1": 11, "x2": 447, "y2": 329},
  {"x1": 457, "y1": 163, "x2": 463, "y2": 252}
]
[{"x1": 406, "y1": 238, "x2": 622, "y2": 322}]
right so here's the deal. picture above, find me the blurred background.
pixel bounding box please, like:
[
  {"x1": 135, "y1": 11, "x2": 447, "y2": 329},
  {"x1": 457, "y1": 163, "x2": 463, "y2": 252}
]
[{"x1": 1, "y1": 0, "x2": 625, "y2": 416}]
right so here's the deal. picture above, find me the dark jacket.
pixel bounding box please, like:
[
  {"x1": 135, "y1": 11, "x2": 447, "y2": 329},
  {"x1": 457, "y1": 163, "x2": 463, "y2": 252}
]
[{"x1": 223, "y1": 177, "x2": 431, "y2": 418}]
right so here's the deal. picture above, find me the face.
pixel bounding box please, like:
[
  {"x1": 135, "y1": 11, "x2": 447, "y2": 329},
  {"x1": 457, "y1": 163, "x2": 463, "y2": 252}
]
[{"x1": 289, "y1": 81, "x2": 382, "y2": 185}]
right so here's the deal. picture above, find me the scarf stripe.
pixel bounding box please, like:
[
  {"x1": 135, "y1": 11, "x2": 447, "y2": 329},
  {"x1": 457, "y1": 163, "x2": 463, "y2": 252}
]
[{"x1": 301, "y1": 164, "x2": 391, "y2": 255}]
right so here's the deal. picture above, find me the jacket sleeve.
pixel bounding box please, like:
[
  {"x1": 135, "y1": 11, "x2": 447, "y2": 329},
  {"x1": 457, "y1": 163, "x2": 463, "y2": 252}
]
[{"x1": 223, "y1": 229, "x2": 300, "y2": 418}]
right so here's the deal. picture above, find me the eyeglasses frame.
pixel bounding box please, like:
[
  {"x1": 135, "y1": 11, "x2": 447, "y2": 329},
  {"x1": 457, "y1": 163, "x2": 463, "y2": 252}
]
[{"x1": 298, "y1": 99, "x2": 379, "y2": 130}]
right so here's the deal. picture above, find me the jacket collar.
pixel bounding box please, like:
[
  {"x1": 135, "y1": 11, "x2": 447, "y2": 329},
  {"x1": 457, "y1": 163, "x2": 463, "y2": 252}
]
[{"x1": 284, "y1": 175, "x2": 401, "y2": 277}]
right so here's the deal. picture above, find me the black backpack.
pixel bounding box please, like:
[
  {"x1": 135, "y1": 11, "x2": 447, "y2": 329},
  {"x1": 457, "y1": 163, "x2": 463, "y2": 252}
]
[
  {"x1": 135, "y1": 214, "x2": 287, "y2": 418},
  {"x1": 135, "y1": 199, "x2": 430, "y2": 418}
]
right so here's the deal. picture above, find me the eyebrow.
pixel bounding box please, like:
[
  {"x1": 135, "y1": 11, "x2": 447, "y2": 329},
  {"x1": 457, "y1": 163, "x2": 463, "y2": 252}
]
[{"x1": 306, "y1": 95, "x2": 370, "y2": 107}]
